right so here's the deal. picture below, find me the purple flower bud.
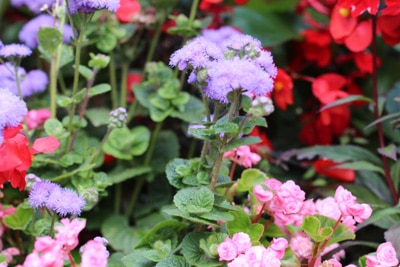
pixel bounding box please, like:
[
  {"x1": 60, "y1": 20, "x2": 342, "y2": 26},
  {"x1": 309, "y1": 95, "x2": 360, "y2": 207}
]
[
  {"x1": 67, "y1": 0, "x2": 120, "y2": 14},
  {"x1": 0, "y1": 44, "x2": 32, "y2": 58}
]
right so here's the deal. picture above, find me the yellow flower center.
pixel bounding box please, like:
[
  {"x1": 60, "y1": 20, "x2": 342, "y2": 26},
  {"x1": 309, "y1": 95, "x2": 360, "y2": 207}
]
[
  {"x1": 275, "y1": 82, "x2": 283, "y2": 91},
  {"x1": 339, "y1": 7, "x2": 350, "y2": 17}
]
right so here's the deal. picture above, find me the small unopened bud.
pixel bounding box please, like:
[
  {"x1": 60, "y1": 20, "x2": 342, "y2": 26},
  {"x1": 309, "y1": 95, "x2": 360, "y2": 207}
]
[
  {"x1": 248, "y1": 96, "x2": 274, "y2": 117},
  {"x1": 108, "y1": 107, "x2": 127, "y2": 128}
]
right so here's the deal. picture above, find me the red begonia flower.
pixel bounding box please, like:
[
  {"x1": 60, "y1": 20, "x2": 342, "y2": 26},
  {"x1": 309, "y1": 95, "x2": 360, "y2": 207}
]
[
  {"x1": 199, "y1": 2, "x2": 234, "y2": 29},
  {"x1": 234, "y1": 0, "x2": 249, "y2": 4},
  {"x1": 0, "y1": 126, "x2": 32, "y2": 190},
  {"x1": 116, "y1": 0, "x2": 141, "y2": 23},
  {"x1": 126, "y1": 72, "x2": 142, "y2": 104},
  {"x1": 354, "y1": 51, "x2": 381, "y2": 74},
  {"x1": 329, "y1": 6, "x2": 357, "y2": 42},
  {"x1": 249, "y1": 126, "x2": 273, "y2": 155},
  {"x1": 377, "y1": 4, "x2": 400, "y2": 46},
  {"x1": 312, "y1": 73, "x2": 348, "y2": 104},
  {"x1": 272, "y1": 69, "x2": 294, "y2": 110},
  {"x1": 344, "y1": 19, "x2": 372, "y2": 52},
  {"x1": 314, "y1": 159, "x2": 355, "y2": 182},
  {"x1": 320, "y1": 105, "x2": 351, "y2": 136},
  {"x1": 301, "y1": 29, "x2": 332, "y2": 67},
  {"x1": 336, "y1": 0, "x2": 380, "y2": 17}
]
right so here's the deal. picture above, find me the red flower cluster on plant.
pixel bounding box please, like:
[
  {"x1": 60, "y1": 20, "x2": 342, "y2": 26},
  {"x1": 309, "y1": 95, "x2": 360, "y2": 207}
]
[
  {"x1": 272, "y1": 69, "x2": 294, "y2": 111},
  {"x1": 336, "y1": 0, "x2": 380, "y2": 17},
  {"x1": 300, "y1": 29, "x2": 332, "y2": 67},
  {"x1": 377, "y1": 0, "x2": 400, "y2": 46},
  {"x1": 116, "y1": 0, "x2": 141, "y2": 23},
  {"x1": 0, "y1": 125, "x2": 60, "y2": 191}
]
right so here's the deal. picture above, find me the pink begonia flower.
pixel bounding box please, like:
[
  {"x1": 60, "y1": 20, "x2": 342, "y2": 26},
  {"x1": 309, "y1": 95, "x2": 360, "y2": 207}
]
[
  {"x1": 366, "y1": 242, "x2": 399, "y2": 267},
  {"x1": 321, "y1": 258, "x2": 342, "y2": 267},
  {"x1": 244, "y1": 246, "x2": 266, "y2": 264},
  {"x1": 1, "y1": 247, "x2": 20, "y2": 265},
  {"x1": 218, "y1": 238, "x2": 238, "y2": 261},
  {"x1": 264, "y1": 178, "x2": 282, "y2": 191},
  {"x1": 228, "y1": 254, "x2": 249, "y2": 267},
  {"x1": 290, "y1": 232, "x2": 313, "y2": 260},
  {"x1": 253, "y1": 184, "x2": 273, "y2": 203},
  {"x1": 231, "y1": 232, "x2": 252, "y2": 254},
  {"x1": 315, "y1": 197, "x2": 341, "y2": 220},
  {"x1": 223, "y1": 145, "x2": 262, "y2": 168},
  {"x1": 54, "y1": 218, "x2": 86, "y2": 251},
  {"x1": 261, "y1": 248, "x2": 282, "y2": 267},
  {"x1": 26, "y1": 108, "x2": 51, "y2": 130},
  {"x1": 334, "y1": 186, "x2": 372, "y2": 223},
  {"x1": 80, "y1": 237, "x2": 109, "y2": 267},
  {"x1": 269, "y1": 237, "x2": 288, "y2": 259},
  {"x1": 23, "y1": 236, "x2": 64, "y2": 267}
]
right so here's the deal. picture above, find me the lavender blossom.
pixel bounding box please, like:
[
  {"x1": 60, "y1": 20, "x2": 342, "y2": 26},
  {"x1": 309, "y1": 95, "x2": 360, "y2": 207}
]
[
  {"x1": 169, "y1": 37, "x2": 223, "y2": 70},
  {"x1": 19, "y1": 14, "x2": 74, "y2": 49},
  {"x1": 28, "y1": 180, "x2": 61, "y2": 208},
  {"x1": 47, "y1": 188, "x2": 86, "y2": 216},
  {"x1": 29, "y1": 180, "x2": 86, "y2": 217},
  {"x1": 0, "y1": 88, "x2": 27, "y2": 144},
  {"x1": 11, "y1": 0, "x2": 56, "y2": 13},
  {"x1": 109, "y1": 107, "x2": 128, "y2": 129},
  {"x1": 67, "y1": 0, "x2": 120, "y2": 14},
  {"x1": 0, "y1": 44, "x2": 32, "y2": 58},
  {"x1": 221, "y1": 34, "x2": 262, "y2": 52},
  {"x1": 204, "y1": 59, "x2": 274, "y2": 103},
  {"x1": 201, "y1": 26, "x2": 241, "y2": 48},
  {"x1": 0, "y1": 63, "x2": 48, "y2": 98}
]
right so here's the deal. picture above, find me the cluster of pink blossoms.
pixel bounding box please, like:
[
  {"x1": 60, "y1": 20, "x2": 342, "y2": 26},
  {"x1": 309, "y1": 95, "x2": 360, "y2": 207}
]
[
  {"x1": 223, "y1": 145, "x2": 262, "y2": 168},
  {"x1": 16, "y1": 218, "x2": 109, "y2": 267},
  {"x1": 253, "y1": 179, "x2": 372, "y2": 232},
  {"x1": 218, "y1": 232, "x2": 288, "y2": 267},
  {"x1": 366, "y1": 242, "x2": 400, "y2": 267}
]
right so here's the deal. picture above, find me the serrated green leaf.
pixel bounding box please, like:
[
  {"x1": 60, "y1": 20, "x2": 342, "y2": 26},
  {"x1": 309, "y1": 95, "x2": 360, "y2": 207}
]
[
  {"x1": 136, "y1": 220, "x2": 188, "y2": 248},
  {"x1": 236, "y1": 168, "x2": 268, "y2": 192},
  {"x1": 122, "y1": 250, "x2": 153, "y2": 267},
  {"x1": 38, "y1": 27, "x2": 62, "y2": 53},
  {"x1": 221, "y1": 136, "x2": 261, "y2": 153},
  {"x1": 227, "y1": 209, "x2": 264, "y2": 241},
  {"x1": 3, "y1": 204, "x2": 32, "y2": 230},
  {"x1": 155, "y1": 256, "x2": 191, "y2": 267}
]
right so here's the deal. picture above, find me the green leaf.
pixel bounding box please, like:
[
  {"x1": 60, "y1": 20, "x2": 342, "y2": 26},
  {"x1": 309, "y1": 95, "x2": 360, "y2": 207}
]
[
  {"x1": 136, "y1": 220, "x2": 188, "y2": 248},
  {"x1": 44, "y1": 118, "x2": 66, "y2": 138},
  {"x1": 122, "y1": 250, "x2": 153, "y2": 267},
  {"x1": 88, "y1": 53, "x2": 110, "y2": 69},
  {"x1": 108, "y1": 166, "x2": 152, "y2": 184},
  {"x1": 227, "y1": 209, "x2": 264, "y2": 241},
  {"x1": 172, "y1": 95, "x2": 205, "y2": 123},
  {"x1": 162, "y1": 206, "x2": 217, "y2": 225},
  {"x1": 181, "y1": 232, "x2": 224, "y2": 267},
  {"x1": 3, "y1": 204, "x2": 32, "y2": 230},
  {"x1": 57, "y1": 95, "x2": 73, "y2": 107},
  {"x1": 174, "y1": 187, "x2": 214, "y2": 214},
  {"x1": 333, "y1": 161, "x2": 384, "y2": 174},
  {"x1": 78, "y1": 65, "x2": 93, "y2": 80},
  {"x1": 0, "y1": 254, "x2": 7, "y2": 263},
  {"x1": 96, "y1": 31, "x2": 118, "y2": 52},
  {"x1": 89, "y1": 83, "x2": 111, "y2": 97},
  {"x1": 155, "y1": 256, "x2": 191, "y2": 267},
  {"x1": 221, "y1": 136, "x2": 261, "y2": 153},
  {"x1": 85, "y1": 108, "x2": 110, "y2": 127},
  {"x1": 38, "y1": 27, "x2": 62, "y2": 53},
  {"x1": 357, "y1": 206, "x2": 400, "y2": 230},
  {"x1": 320, "y1": 95, "x2": 372, "y2": 112},
  {"x1": 236, "y1": 168, "x2": 268, "y2": 192},
  {"x1": 101, "y1": 215, "x2": 140, "y2": 254},
  {"x1": 386, "y1": 82, "x2": 400, "y2": 114},
  {"x1": 377, "y1": 144, "x2": 397, "y2": 161},
  {"x1": 390, "y1": 160, "x2": 400, "y2": 192},
  {"x1": 165, "y1": 158, "x2": 189, "y2": 189}
]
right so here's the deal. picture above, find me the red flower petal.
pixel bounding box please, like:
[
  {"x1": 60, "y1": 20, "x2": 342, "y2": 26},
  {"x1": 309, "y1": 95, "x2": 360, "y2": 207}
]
[
  {"x1": 31, "y1": 136, "x2": 60, "y2": 154},
  {"x1": 312, "y1": 73, "x2": 348, "y2": 104},
  {"x1": 344, "y1": 19, "x2": 372, "y2": 52},
  {"x1": 272, "y1": 69, "x2": 294, "y2": 110},
  {"x1": 314, "y1": 159, "x2": 355, "y2": 182},
  {"x1": 330, "y1": 6, "x2": 357, "y2": 41},
  {"x1": 116, "y1": 0, "x2": 141, "y2": 23}
]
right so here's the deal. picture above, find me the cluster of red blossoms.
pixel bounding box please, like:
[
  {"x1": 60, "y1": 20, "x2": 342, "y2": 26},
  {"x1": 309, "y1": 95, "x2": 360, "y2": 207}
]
[{"x1": 0, "y1": 126, "x2": 59, "y2": 190}]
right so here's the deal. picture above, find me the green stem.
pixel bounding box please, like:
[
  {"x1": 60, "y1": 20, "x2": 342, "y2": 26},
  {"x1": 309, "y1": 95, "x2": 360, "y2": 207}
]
[
  {"x1": 50, "y1": 53, "x2": 58, "y2": 118},
  {"x1": 49, "y1": 212, "x2": 57, "y2": 237},
  {"x1": 188, "y1": 0, "x2": 200, "y2": 27},
  {"x1": 120, "y1": 61, "x2": 129, "y2": 108},
  {"x1": 371, "y1": 15, "x2": 398, "y2": 204},
  {"x1": 125, "y1": 122, "x2": 163, "y2": 218},
  {"x1": 114, "y1": 183, "x2": 122, "y2": 214},
  {"x1": 109, "y1": 51, "x2": 118, "y2": 109},
  {"x1": 145, "y1": 10, "x2": 167, "y2": 64}
]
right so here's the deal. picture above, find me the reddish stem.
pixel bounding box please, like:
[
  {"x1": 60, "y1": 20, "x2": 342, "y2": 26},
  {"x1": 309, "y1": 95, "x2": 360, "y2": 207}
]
[
  {"x1": 252, "y1": 203, "x2": 267, "y2": 223},
  {"x1": 229, "y1": 161, "x2": 237, "y2": 180},
  {"x1": 371, "y1": 15, "x2": 398, "y2": 204},
  {"x1": 68, "y1": 252, "x2": 76, "y2": 267}
]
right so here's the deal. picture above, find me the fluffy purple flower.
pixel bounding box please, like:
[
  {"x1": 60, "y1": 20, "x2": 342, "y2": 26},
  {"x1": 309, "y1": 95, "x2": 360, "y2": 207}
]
[
  {"x1": 19, "y1": 14, "x2": 74, "y2": 49},
  {"x1": 221, "y1": 34, "x2": 262, "y2": 52},
  {"x1": 29, "y1": 180, "x2": 86, "y2": 217},
  {"x1": 254, "y1": 50, "x2": 277, "y2": 78},
  {"x1": 204, "y1": 59, "x2": 274, "y2": 103},
  {"x1": 201, "y1": 26, "x2": 241, "y2": 48},
  {"x1": 0, "y1": 63, "x2": 48, "y2": 98},
  {"x1": 169, "y1": 37, "x2": 223, "y2": 70},
  {"x1": 0, "y1": 40, "x2": 3, "y2": 48},
  {"x1": 0, "y1": 88, "x2": 27, "y2": 143},
  {"x1": 67, "y1": 0, "x2": 120, "y2": 14},
  {"x1": 11, "y1": 0, "x2": 56, "y2": 13},
  {"x1": 28, "y1": 180, "x2": 61, "y2": 208},
  {"x1": 46, "y1": 187, "x2": 86, "y2": 217},
  {"x1": 0, "y1": 44, "x2": 32, "y2": 58}
]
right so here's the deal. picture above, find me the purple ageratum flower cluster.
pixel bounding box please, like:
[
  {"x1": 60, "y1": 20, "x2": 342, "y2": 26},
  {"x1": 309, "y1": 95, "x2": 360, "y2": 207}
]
[
  {"x1": 169, "y1": 30, "x2": 277, "y2": 103},
  {"x1": 67, "y1": 0, "x2": 120, "y2": 14},
  {"x1": 11, "y1": 0, "x2": 56, "y2": 13},
  {"x1": 201, "y1": 26, "x2": 241, "y2": 48},
  {"x1": 0, "y1": 62, "x2": 48, "y2": 98},
  {"x1": 19, "y1": 14, "x2": 74, "y2": 49},
  {"x1": 0, "y1": 88, "x2": 28, "y2": 144},
  {"x1": 204, "y1": 59, "x2": 274, "y2": 103},
  {"x1": 0, "y1": 43, "x2": 32, "y2": 58},
  {"x1": 28, "y1": 180, "x2": 86, "y2": 217}
]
